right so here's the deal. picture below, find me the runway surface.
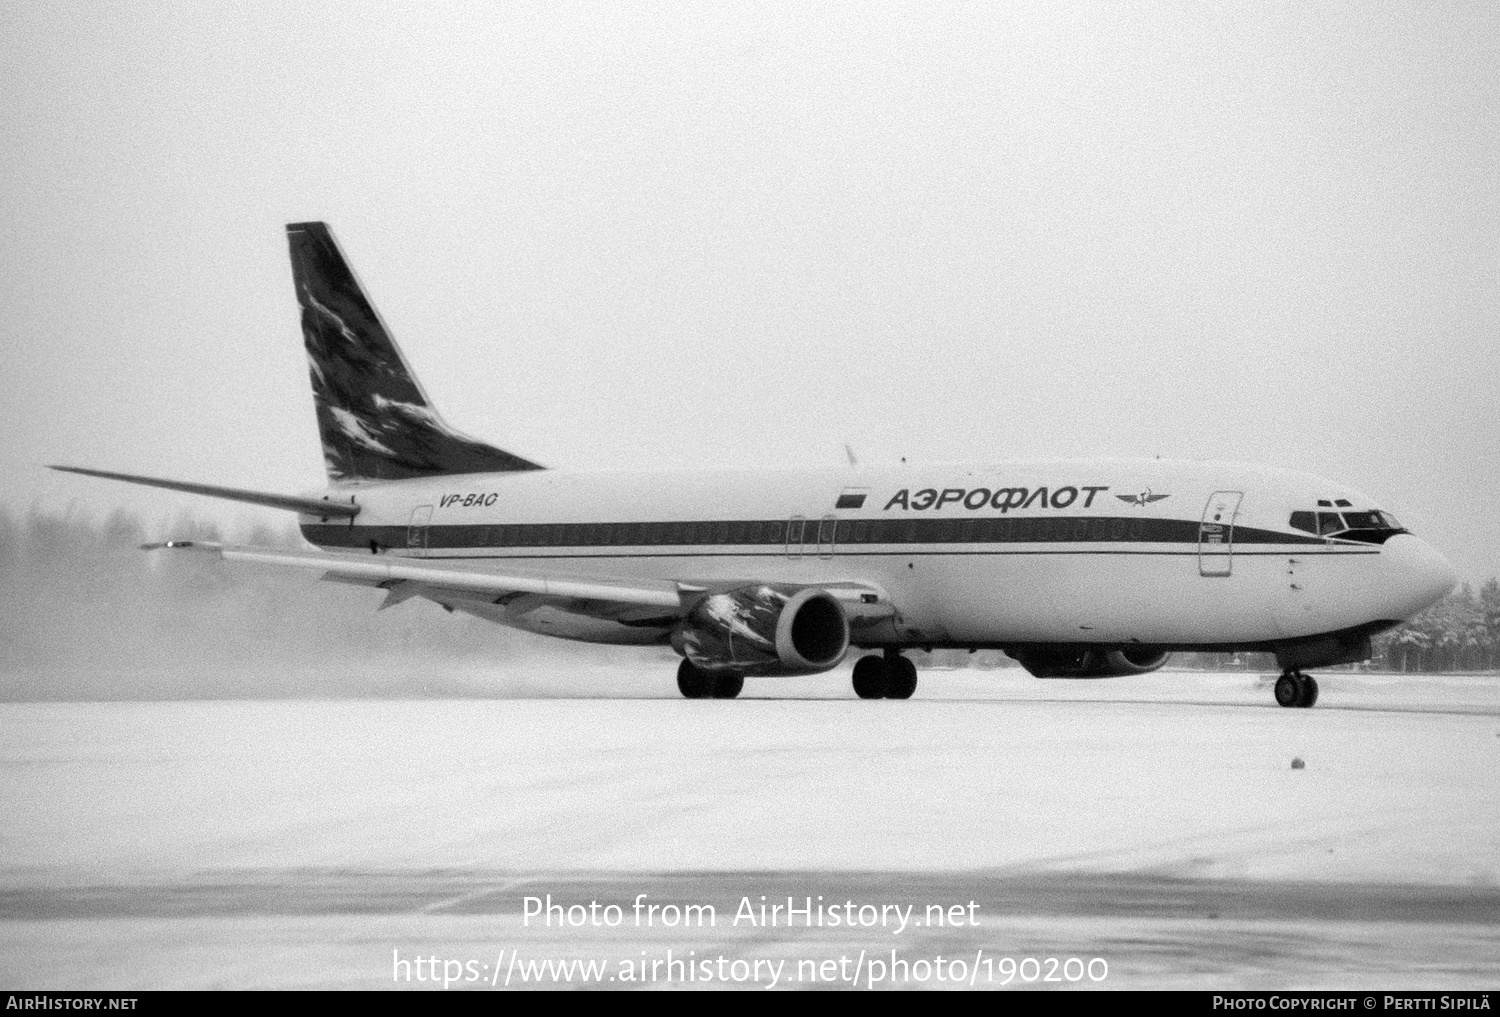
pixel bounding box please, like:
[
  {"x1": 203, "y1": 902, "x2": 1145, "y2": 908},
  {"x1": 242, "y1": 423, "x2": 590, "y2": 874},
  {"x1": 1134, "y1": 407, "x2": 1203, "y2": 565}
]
[{"x1": 2, "y1": 667, "x2": 1498, "y2": 989}]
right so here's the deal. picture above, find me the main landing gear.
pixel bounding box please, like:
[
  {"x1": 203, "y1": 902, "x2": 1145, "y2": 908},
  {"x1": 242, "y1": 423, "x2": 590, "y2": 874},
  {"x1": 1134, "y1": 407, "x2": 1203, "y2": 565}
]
[
  {"x1": 851, "y1": 652, "x2": 918, "y2": 700},
  {"x1": 1274, "y1": 671, "x2": 1319, "y2": 709},
  {"x1": 677, "y1": 659, "x2": 744, "y2": 699}
]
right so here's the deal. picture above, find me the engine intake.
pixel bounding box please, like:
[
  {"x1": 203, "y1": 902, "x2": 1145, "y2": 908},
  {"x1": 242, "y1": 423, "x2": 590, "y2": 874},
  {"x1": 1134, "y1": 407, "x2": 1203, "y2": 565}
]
[
  {"x1": 1010, "y1": 645, "x2": 1170, "y2": 679},
  {"x1": 672, "y1": 585, "x2": 850, "y2": 676}
]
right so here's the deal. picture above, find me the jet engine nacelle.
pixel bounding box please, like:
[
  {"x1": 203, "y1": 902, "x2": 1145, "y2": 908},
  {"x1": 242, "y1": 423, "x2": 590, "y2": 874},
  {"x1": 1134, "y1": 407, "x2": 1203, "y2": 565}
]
[
  {"x1": 1011, "y1": 645, "x2": 1171, "y2": 679},
  {"x1": 672, "y1": 585, "x2": 850, "y2": 677}
]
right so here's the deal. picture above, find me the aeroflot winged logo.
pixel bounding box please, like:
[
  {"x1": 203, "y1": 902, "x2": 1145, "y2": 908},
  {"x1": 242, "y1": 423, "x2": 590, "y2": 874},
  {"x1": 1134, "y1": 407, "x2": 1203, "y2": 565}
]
[{"x1": 1117, "y1": 489, "x2": 1170, "y2": 507}]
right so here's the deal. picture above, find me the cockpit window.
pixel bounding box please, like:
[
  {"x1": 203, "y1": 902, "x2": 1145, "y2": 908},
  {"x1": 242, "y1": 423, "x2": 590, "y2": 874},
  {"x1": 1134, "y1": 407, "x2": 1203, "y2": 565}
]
[{"x1": 1288, "y1": 506, "x2": 1409, "y2": 542}]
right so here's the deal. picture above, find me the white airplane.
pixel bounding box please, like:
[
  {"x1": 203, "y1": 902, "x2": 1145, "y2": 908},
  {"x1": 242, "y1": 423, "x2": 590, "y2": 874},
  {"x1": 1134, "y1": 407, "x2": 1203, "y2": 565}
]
[{"x1": 55, "y1": 222, "x2": 1457, "y2": 707}]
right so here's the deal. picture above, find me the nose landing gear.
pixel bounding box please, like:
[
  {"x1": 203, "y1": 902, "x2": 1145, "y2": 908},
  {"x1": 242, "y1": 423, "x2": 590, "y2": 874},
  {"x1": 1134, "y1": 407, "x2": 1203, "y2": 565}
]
[
  {"x1": 1274, "y1": 671, "x2": 1319, "y2": 708},
  {"x1": 851, "y1": 652, "x2": 919, "y2": 700}
]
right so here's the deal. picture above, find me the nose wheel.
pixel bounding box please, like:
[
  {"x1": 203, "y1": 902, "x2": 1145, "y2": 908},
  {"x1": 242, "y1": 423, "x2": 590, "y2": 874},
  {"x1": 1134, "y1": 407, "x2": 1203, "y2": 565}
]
[
  {"x1": 1274, "y1": 671, "x2": 1319, "y2": 708},
  {"x1": 851, "y1": 653, "x2": 919, "y2": 699}
]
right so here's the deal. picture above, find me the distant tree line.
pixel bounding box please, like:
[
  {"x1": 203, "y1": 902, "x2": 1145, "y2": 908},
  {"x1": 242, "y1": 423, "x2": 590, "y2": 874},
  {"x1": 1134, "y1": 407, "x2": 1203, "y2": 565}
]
[
  {"x1": 0, "y1": 505, "x2": 621, "y2": 700},
  {"x1": 1101, "y1": 583, "x2": 1500, "y2": 675},
  {"x1": 1371, "y1": 582, "x2": 1500, "y2": 673}
]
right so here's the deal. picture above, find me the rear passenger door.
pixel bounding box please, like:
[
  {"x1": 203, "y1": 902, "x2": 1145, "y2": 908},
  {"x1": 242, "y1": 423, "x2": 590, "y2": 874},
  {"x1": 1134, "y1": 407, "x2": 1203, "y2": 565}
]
[{"x1": 406, "y1": 505, "x2": 433, "y2": 558}]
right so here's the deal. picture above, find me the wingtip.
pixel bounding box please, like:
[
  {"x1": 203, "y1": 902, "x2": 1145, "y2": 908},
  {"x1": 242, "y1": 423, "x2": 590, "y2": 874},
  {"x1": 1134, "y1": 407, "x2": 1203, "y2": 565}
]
[{"x1": 48, "y1": 464, "x2": 111, "y2": 480}]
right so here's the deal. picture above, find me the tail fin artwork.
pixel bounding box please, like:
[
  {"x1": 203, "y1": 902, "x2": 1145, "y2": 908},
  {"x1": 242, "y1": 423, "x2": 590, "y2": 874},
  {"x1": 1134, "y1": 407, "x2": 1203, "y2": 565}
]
[{"x1": 286, "y1": 221, "x2": 543, "y2": 482}]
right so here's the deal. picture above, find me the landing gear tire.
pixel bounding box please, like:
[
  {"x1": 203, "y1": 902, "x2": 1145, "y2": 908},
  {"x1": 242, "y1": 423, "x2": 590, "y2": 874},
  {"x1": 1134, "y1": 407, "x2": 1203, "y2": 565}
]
[
  {"x1": 885, "y1": 655, "x2": 918, "y2": 700},
  {"x1": 677, "y1": 659, "x2": 714, "y2": 699},
  {"x1": 712, "y1": 673, "x2": 744, "y2": 700},
  {"x1": 852, "y1": 655, "x2": 889, "y2": 699},
  {"x1": 1275, "y1": 671, "x2": 1319, "y2": 709}
]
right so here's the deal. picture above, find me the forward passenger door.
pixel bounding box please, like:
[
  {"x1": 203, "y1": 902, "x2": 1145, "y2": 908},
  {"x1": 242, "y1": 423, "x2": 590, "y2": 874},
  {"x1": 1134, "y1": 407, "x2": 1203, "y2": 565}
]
[{"x1": 1198, "y1": 491, "x2": 1242, "y2": 577}]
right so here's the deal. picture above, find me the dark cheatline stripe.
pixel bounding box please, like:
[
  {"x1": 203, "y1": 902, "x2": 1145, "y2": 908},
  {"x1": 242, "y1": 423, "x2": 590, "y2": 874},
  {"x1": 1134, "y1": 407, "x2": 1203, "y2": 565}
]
[{"x1": 301, "y1": 515, "x2": 1334, "y2": 552}]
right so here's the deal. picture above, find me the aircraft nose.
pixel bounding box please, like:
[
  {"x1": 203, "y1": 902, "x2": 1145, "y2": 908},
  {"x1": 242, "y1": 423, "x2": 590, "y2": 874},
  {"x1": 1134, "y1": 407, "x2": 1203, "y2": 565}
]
[{"x1": 1382, "y1": 534, "x2": 1458, "y2": 618}]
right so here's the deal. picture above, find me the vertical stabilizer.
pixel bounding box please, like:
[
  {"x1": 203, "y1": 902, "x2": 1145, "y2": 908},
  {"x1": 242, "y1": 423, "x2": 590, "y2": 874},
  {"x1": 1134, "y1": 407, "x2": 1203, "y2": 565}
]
[{"x1": 286, "y1": 221, "x2": 543, "y2": 481}]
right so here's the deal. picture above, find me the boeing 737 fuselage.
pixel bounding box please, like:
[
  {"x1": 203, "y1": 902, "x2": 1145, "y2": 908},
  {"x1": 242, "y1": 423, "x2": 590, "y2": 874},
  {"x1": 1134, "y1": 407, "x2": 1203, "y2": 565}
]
[{"x1": 55, "y1": 222, "x2": 1457, "y2": 706}]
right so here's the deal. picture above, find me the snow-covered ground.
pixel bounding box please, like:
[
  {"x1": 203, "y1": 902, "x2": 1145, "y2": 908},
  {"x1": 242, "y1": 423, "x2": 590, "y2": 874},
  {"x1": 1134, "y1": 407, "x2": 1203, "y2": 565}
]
[{"x1": 2, "y1": 667, "x2": 1497, "y2": 989}]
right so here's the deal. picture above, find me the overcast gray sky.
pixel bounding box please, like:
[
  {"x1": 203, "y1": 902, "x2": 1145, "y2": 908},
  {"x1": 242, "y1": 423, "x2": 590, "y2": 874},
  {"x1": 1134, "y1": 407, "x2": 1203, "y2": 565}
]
[{"x1": 3, "y1": 2, "x2": 1497, "y2": 581}]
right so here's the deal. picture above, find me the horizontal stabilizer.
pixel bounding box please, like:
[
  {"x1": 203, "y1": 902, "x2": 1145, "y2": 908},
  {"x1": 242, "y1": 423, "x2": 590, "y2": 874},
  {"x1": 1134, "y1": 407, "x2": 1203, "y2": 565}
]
[
  {"x1": 144, "y1": 541, "x2": 686, "y2": 608},
  {"x1": 50, "y1": 465, "x2": 360, "y2": 519}
]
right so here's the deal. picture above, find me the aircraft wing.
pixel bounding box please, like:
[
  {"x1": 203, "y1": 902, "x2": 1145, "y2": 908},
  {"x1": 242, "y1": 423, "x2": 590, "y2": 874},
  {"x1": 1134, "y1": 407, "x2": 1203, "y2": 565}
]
[{"x1": 145, "y1": 541, "x2": 895, "y2": 623}]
